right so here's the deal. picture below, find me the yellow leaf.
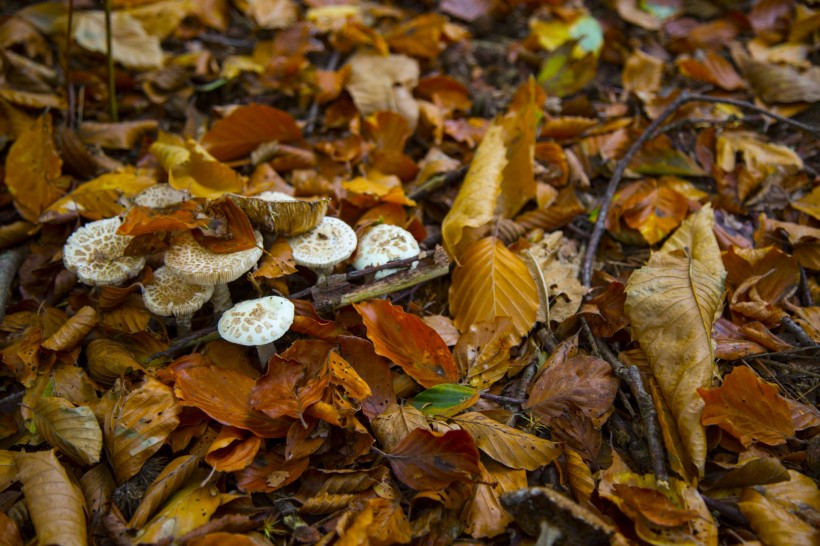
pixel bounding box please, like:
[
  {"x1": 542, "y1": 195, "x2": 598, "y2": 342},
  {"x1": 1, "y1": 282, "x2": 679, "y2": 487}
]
[
  {"x1": 716, "y1": 130, "x2": 802, "y2": 179},
  {"x1": 0, "y1": 450, "x2": 17, "y2": 493},
  {"x1": 449, "y1": 237, "x2": 538, "y2": 341},
  {"x1": 18, "y1": 450, "x2": 87, "y2": 546},
  {"x1": 739, "y1": 488, "x2": 820, "y2": 546},
  {"x1": 149, "y1": 134, "x2": 245, "y2": 198},
  {"x1": 465, "y1": 460, "x2": 526, "y2": 538},
  {"x1": 42, "y1": 171, "x2": 156, "y2": 221},
  {"x1": 135, "y1": 481, "x2": 229, "y2": 544},
  {"x1": 4, "y1": 114, "x2": 63, "y2": 222},
  {"x1": 625, "y1": 205, "x2": 727, "y2": 474},
  {"x1": 453, "y1": 412, "x2": 560, "y2": 470},
  {"x1": 441, "y1": 81, "x2": 538, "y2": 260},
  {"x1": 72, "y1": 11, "x2": 164, "y2": 69},
  {"x1": 129, "y1": 455, "x2": 200, "y2": 528},
  {"x1": 33, "y1": 397, "x2": 102, "y2": 466}
]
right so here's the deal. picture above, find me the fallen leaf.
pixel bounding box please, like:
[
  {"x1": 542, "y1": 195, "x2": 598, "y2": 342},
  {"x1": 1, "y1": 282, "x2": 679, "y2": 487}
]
[
  {"x1": 384, "y1": 428, "x2": 480, "y2": 490},
  {"x1": 72, "y1": 11, "x2": 163, "y2": 69},
  {"x1": 345, "y1": 51, "x2": 420, "y2": 129},
  {"x1": 454, "y1": 317, "x2": 515, "y2": 389},
  {"x1": 33, "y1": 396, "x2": 102, "y2": 465},
  {"x1": 129, "y1": 454, "x2": 200, "y2": 528},
  {"x1": 201, "y1": 103, "x2": 302, "y2": 162},
  {"x1": 205, "y1": 426, "x2": 263, "y2": 472},
  {"x1": 625, "y1": 205, "x2": 727, "y2": 474},
  {"x1": 41, "y1": 171, "x2": 156, "y2": 222},
  {"x1": 41, "y1": 306, "x2": 98, "y2": 352},
  {"x1": 411, "y1": 384, "x2": 478, "y2": 417},
  {"x1": 698, "y1": 365, "x2": 794, "y2": 447},
  {"x1": 739, "y1": 488, "x2": 820, "y2": 546},
  {"x1": 355, "y1": 300, "x2": 458, "y2": 388}
]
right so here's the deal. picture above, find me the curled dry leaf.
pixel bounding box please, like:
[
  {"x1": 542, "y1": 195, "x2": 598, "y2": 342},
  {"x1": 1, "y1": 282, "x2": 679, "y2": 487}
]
[
  {"x1": 78, "y1": 120, "x2": 159, "y2": 150},
  {"x1": 104, "y1": 378, "x2": 181, "y2": 483},
  {"x1": 453, "y1": 412, "x2": 561, "y2": 471},
  {"x1": 33, "y1": 396, "x2": 102, "y2": 465},
  {"x1": 72, "y1": 11, "x2": 163, "y2": 70},
  {"x1": 354, "y1": 300, "x2": 458, "y2": 388},
  {"x1": 698, "y1": 365, "x2": 794, "y2": 447},
  {"x1": 205, "y1": 426, "x2": 263, "y2": 472},
  {"x1": 625, "y1": 205, "x2": 727, "y2": 474},
  {"x1": 85, "y1": 338, "x2": 144, "y2": 385},
  {"x1": 454, "y1": 317, "x2": 515, "y2": 389},
  {"x1": 17, "y1": 450, "x2": 87, "y2": 546},
  {"x1": 370, "y1": 404, "x2": 430, "y2": 453},
  {"x1": 449, "y1": 237, "x2": 538, "y2": 342},
  {"x1": 384, "y1": 428, "x2": 480, "y2": 490},
  {"x1": 41, "y1": 305, "x2": 98, "y2": 352}
]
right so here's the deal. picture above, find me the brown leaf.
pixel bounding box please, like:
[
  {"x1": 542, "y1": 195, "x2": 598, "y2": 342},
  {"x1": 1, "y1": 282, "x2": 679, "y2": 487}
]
[
  {"x1": 129, "y1": 454, "x2": 200, "y2": 528},
  {"x1": 253, "y1": 237, "x2": 297, "y2": 280},
  {"x1": 524, "y1": 355, "x2": 618, "y2": 427},
  {"x1": 739, "y1": 488, "x2": 820, "y2": 546},
  {"x1": 103, "y1": 378, "x2": 181, "y2": 483},
  {"x1": 454, "y1": 317, "x2": 515, "y2": 389},
  {"x1": 17, "y1": 450, "x2": 87, "y2": 546},
  {"x1": 117, "y1": 201, "x2": 208, "y2": 236},
  {"x1": 698, "y1": 365, "x2": 794, "y2": 447},
  {"x1": 4, "y1": 113, "x2": 63, "y2": 222},
  {"x1": 175, "y1": 366, "x2": 293, "y2": 438},
  {"x1": 612, "y1": 484, "x2": 700, "y2": 527},
  {"x1": 193, "y1": 198, "x2": 259, "y2": 254},
  {"x1": 41, "y1": 306, "x2": 98, "y2": 352},
  {"x1": 338, "y1": 335, "x2": 396, "y2": 419},
  {"x1": 370, "y1": 404, "x2": 430, "y2": 453},
  {"x1": 33, "y1": 396, "x2": 102, "y2": 465},
  {"x1": 355, "y1": 300, "x2": 458, "y2": 388},
  {"x1": 205, "y1": 426, "x2": 263, "y2": 472},
  {"x1": 449, "y1": 237, "x2": 538, "y2": 341},
  {"x1": 677, "y1": 50, "x2": 745, "y2": 91},
  {"x1": 202, "y1": 103, "x2": 302, "y2": 162},
  {"x1": 235, "y1": 450, "x2": 309, "y2": 493},
  {"x1": 78, "y1": 120, "x2": 158, "y2": 149},
  {"x1": 0, "y1": 512, "x2": 23, "y2": 546},
  {"x1": 385, "y1": 428, "x2": 480, "y2": 490},
  {"x1": 453, "y1": 412, "x2": 560, "y2": 470}
]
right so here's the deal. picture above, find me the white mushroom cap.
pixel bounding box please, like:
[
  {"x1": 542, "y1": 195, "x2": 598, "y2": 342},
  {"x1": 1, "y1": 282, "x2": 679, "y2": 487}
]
[
  {"x1": 142, "y1": 266, "x2": 214, "y2": 317},
  {"x1": 353, "y1": 224, "x2": 420, "y2": 280},
  {"x1": 164, "y1": 230, "x2": 264, "y2": 285},
  {"x1": 134, "y1": 184, "x2": 189, "y2": 209},
  {"x1": 218, "y1": 296, "x2": 295, "y2": 346},
  {"x1": 256, "y1": 191, "x2": 297, "y2": 202},
  {"x1": 63, "y1": 217, "x2": 147, "y2": 286},
  {"x1": 287, "y1": 217, "x2": 357, "y2": 272}
]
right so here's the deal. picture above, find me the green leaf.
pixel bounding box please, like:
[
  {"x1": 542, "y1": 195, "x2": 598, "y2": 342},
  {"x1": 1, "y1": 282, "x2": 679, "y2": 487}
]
[{"x1": 412, "y1": 384, "x2": 479, "y2": 417}]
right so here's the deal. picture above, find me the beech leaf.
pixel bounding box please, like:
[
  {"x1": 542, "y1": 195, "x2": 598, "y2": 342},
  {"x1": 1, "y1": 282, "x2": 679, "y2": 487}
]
[
  {"x1": 411, "y1": 384, "x2": 478, "y2": 417},
  {"x1": 449, "y1": 237, "x2": 538, "y2": 341},
  {"x1": 129, "y1": 454, "x2": 200, "y2": 528},
  {"x1": 625, "y1": 205, "x2": 726, "y2": 474},
  {"x1": 739, "y1": 488, "x2": 820, "y2": 546},
  {"x1": 201, "y1": 103, "x2": 302, "y2": 162},
  {"x1": 33, "y1": 396, "x2": 102, "y2": 466},
  {"x1": 384, "y1": 428, "x2": 480, "y2": 490}
]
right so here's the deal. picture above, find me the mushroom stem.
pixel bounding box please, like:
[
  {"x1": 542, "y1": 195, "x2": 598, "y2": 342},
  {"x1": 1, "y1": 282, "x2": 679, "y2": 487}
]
[
  {"x1": 211, "y1": 283, "x2": 233, "y2": 314},
  {"x1": 176, "y1": 313, "x2": 192, "y2": 336},
  {"x1": 256, "y1": 342, "x2": 277, "y2": 367}
]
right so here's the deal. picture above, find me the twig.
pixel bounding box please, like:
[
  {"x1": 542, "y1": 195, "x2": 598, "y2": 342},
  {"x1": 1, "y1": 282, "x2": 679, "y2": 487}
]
[
  {"x1": 146, "y1": 326, "x2": 219, "y2": 362},
  {"x1": 304, "y1": 50, "x2": 340, "y2": 137},
  {"x1": 581, "y1": 92, "x2": 820, "y2": 288},
  {"x1": 480, "y1": 392, "x2": 526, "y2": 405},
  {"x1": 799, "y1": 266, "x2": 813, "y2": 307},
  {"x1": 65, "y1": 0, "x2": 75, "y2": 127},
  {"x1": 582, "y1": 319, "x2": 669, "y2": 484},
  {"x1": 781, "y1": 315, "x2": 818, "y2": 348},
  {"x1": 104, "y1": 0, "x2": 118, "y2": 121},
  {"x1": 703, "y1": 496, "x2": 750, "y2": 527},
  {"x1": 0, "y1": 247, "x2": 27, "y2": 324}
]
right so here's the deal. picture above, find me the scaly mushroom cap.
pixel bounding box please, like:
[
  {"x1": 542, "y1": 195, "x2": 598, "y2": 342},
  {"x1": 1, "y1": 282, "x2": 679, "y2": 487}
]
[
  {"x1": 218, "y1": 296, "x2": 295, "y2": 346},
  {"x1": 353, "y1": 224, "x2": 420, "y2": 280},
  {"x1": 288, "y1": 217, "x2": 357, "y2": 271},
  {"x1": 63, "y1": 217, "x2": 147, "y2": 286},
  {"x1": 142, "y1": 266, "x2": 214, "y2": 317},
  {"x1": 133, "y1": 184, "x2": 189, "y2": 209},
  {"x1": 164, "y1": 230, "x2": 264, "y2": 285}
]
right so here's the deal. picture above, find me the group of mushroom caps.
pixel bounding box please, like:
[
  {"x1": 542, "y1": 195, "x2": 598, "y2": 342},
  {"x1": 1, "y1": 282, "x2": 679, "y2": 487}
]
[{"x1": 63, "y1": 185, "x2": 421, "y2": 364}]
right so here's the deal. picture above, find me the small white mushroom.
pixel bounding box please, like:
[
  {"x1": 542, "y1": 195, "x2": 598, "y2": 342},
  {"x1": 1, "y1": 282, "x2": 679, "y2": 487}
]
[
  {"x1": 142, "y1": 266, "x2": 214, "y2": 335},
  {"x1": 63, "y1": 217, "x2": 147, "y2": 286},
  {"x1": 218, "y1": 296, "x2": 295, "y2": 366},
  {"x1": 164, "y1": 230, "x2": 264, "y2": 314},
  {"x1": 287, "y1": 217, "x2": 357, "y2": 283},
  {"x1": 353, "y1": 224, "x2": 420, "y2": 280},
  {"x1": 133, "y1": 184, "x2": 189, "y2": 209}
]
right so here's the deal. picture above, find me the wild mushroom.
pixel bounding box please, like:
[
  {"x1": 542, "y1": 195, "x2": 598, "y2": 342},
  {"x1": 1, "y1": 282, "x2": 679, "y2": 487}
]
[
  {"x1": 142, "y1": 266, "x2": 214, "y2": 335},
  {"x1": 217, "y1": 295, "x2": 295, "y2": 365},
  {"x1": 287, "y1": 217, "x2": 357, "y2": 283},
  {"x1": 352, "y1": 224, "x2": 420, "y2": 280},
  {"x1": 133, "y1": 184, "x2": 189, "y2": 209},
  {"x1": 164, "y1": 230, "x2": 263, "y2": 314},
  {"x1": 226, "y1": 192, "x2": 328, "y2": 235},
  {"x1": 63, "y1": 217, "x2": 147, "y2": 286}
]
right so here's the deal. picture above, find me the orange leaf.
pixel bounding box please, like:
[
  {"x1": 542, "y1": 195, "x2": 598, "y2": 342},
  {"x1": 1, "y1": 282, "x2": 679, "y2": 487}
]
[
  {"x1": 41, "y1": 306, "x2": 98, "y2": 352},
  {"x1": 192, "y1": 198, "x2": 258, "y2": 253},
  {"x1": 253, "y1": 237, "x2": 297, "y2": 279},
  {"x1": 175, "y1": 366, "x2": 293, "y2": 438},
  {"x1": 449, "y1": 237, "x2": 538, "y2": 341},
  {"x1": 354, "y1": 300, "x2": 458, "y2": 388},
  {"x1": 205, "y1": 426, "x2": 263, "y2": 472},
  {"x1": 698, "y1": 366, "x2": 794, "y2": 447},
  {"x1": 678, "y1": 50, "x2": 745, "y2": 91},
  {"x1": 4, "y1": 114, "x2": 63, "y2": 222},
  {"x1": 117, "y1": 201, "x2": 208, "y2": 236},
  {"x1": 251, "y1": 340, "x2": 333, "y2": 420},
  {"x1": 235, "y1": 450, "x2": 308, "y2": 492},
  {"x1": 385, "y1": 428, "x2": 480, "y2": 490},
  {"x1": 612, "y1": 484, "x2": 700, "y2": 527},
  {"x1": 202, "y1": 103, "x2": 302, "y2": 162}
]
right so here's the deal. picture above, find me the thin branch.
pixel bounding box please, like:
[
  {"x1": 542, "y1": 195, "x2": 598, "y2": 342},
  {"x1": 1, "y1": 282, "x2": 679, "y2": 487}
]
[
  {"x1": 581, "y1": 92, "x2": 820, "y2": 288},
  {"x1": 65, "y1": 0, "x2": 75, "y2": 127},
  {"x1": 480, "y1": 392, "x2": 526, "y2": 405},
  {"x1": 781, "y1": 315, "x2": 818, "y2": 348},
  {"x1": 303, "y1": 50, "x2": 340, "y2": 137},
  {"x1": 0, "y1": 247, "x2": 27, "y2": 324},
  {"x1": 104, "y1": 0, "x2": 118, "y2": 122}
]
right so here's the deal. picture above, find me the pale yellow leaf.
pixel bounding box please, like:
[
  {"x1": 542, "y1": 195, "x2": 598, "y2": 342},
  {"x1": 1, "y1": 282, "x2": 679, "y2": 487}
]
[
  {"x1": 72, "y1": 11, "x2": 163, "y2": 69},
  {"x1": 739, "y1": 488, "x2": 820, "y2": 546},
  {"x1": 625, "y1": 205, "x2": 726, "y2": 474},
  {"x1": 42, "y1": 171, "x2": 156, "y2": 221},
  {"x1": 453, "y1": 412, "x2": 560, "y2": 471},
  {"x1": 345, "y1": 52, "x2": 419, "y2": 129},
  {"x1": 33, "y1": 396, "x2": 103, "y2": 465},
  {"x1": 449, "y1": 237, "x2": 538, "y2": 341},
  {"x1": 18, "y1": 450, "x2": 87, "y2": 546}
]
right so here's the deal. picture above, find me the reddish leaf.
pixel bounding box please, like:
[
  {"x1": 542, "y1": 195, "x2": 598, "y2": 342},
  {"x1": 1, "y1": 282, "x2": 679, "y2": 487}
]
[
  {"x1": 192, "y1": 198, "x2": 258, "y2": 254},
  {"x1": 612, "y1": 484, "x2": 700, "y2": 527},
  {"x1": 175, "y1": 366, "x2": 293, "y2": 438},
  {"x1": 117, "y1": 201, "x2": 208, "y2": 236},
  {"x1": 354, "y1": 300, "x2": 458, "y2": 387},
  {"x1": 698, "y1": 366, "x2": 794, "y2": 447},
  {"x1": 235, "y1": 450, "x2": 309, "y2": 493},
  {"x1": 205, "y1": 427, "x2": 263, "y2": 472},
  {"x1": 384, "y1": 428, "x2": 480, "y2": 490},
  {"x1": 202, "y1": 104, "x2": 302, "y2": 162}
]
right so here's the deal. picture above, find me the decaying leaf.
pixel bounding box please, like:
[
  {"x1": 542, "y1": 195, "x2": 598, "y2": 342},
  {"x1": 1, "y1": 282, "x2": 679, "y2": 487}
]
[
  {"x1": 33, "y1": 396, "x2": 102, "y2": 465},
  {"x1": 384, "y1": 428, "x2": 480, "y2": 490},
  {"x1": 201, "y1": 103, "x2": 302, "y2": 162},
  {"x1": 345, "y1": 52, "x2": 420, "y2": 129},
  {"x1": 129, "y1": 454, "x2": 200, "y2": 528},
  {"x1": 625, "y1": 205, "x2": 727, "y2": 474}
]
